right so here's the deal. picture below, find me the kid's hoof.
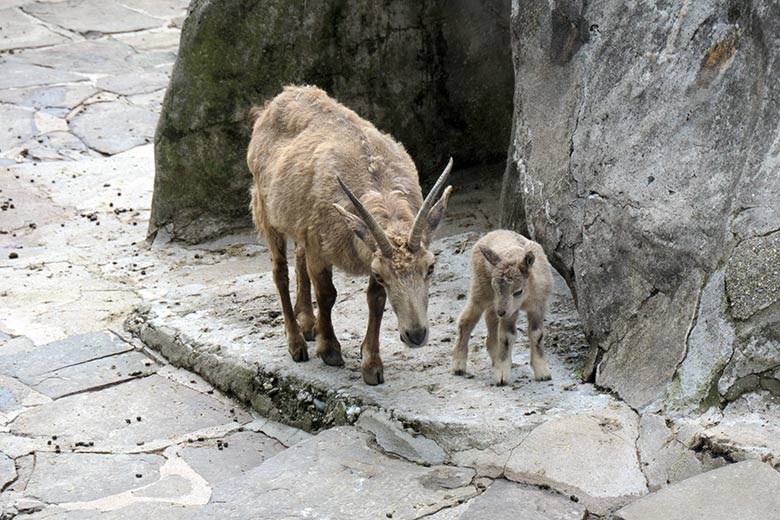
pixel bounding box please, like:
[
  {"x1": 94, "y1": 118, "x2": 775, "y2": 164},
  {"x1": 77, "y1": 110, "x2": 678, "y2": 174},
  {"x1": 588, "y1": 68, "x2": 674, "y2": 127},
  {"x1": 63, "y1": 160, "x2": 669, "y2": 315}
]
[
  {"x1": 319, "y1": 348, "x2": 345, "y2": 367},
  {"x1": 533, "y1": 371, "x2": 552, "y2": 382},
  {"x1": 532, "y1": 362, "x2": 552, "y2": 381},
  {"x1": 302, "y1": 329, "x2": 316, "y2": 341},
  {"x1": 362, "y1": 364, "x2": 384, "y2": 385},
  {"x1": 452, "y1": 369, "x2": 466, "y2": 376}
]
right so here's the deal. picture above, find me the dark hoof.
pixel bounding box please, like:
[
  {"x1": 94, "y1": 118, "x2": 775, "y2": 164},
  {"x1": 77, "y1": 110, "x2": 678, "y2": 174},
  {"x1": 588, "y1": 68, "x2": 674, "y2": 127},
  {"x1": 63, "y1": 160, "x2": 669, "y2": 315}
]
[
  {"x1": 302, "y1": 329, "x2": 316, "y2": 341},
  {"x1": 319, "y1": 349, "x2": 345, "y2": 367},
  {"x1": 453, "y1": 369, "x2": 466, "y2": 376},
  {"x1": 362, "y1": 366, "x2": 384, "y2": 385},
  {"x1": 290, "y1": 348, "x2": 309, "y2": 362}
]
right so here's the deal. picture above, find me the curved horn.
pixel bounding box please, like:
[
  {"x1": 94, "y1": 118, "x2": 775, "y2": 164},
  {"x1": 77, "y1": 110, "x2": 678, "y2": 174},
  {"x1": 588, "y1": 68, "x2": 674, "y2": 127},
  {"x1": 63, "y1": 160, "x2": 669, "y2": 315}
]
[
  {"x1": 408, "y1": 157, "x2": 453, "y2": 251},
  {"x1": 336, "y1": 177, "x2": 395, "y2": 257}
]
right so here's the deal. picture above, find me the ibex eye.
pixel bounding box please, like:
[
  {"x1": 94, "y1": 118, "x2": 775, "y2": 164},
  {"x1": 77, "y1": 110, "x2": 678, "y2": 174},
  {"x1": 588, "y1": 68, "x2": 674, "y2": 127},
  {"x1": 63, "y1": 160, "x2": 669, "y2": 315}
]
[
  {"x1": 427, "y1": 264, "x2": 435, "y2": 277},
  {"x1": 513, "y1": 289, "x2": 524, "y2": 297}
]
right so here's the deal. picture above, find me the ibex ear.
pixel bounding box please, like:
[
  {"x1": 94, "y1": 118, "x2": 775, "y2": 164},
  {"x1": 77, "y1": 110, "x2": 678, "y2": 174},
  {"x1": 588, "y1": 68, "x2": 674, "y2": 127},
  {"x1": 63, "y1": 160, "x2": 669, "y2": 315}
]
[
  {"x1": 333, "y1": 204, "x2": 369, "y2": 243},
  {"x1": 479, "y1": 244, "x2": 501, "y2": 267},
  {"x1": 519, "y1": 250, "x2": 535, "y2": 274},
  {"x1": 426, "y1": 185, "x2": 453, "y2": 239}
]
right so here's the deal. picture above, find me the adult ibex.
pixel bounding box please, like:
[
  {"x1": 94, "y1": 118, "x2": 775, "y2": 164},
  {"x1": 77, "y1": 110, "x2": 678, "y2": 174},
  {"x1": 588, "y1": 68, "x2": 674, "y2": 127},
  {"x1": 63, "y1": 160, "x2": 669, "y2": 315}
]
[{"x1": 248, "y1": 86, "x2": 453, "y2": 385}]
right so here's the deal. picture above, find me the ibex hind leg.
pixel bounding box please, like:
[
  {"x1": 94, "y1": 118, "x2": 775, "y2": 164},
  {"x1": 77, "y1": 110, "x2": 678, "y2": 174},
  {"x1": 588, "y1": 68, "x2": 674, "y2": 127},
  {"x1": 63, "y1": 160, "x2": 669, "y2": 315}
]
[
  {"x1": 293, "y1": 243, "x2": 316, "y2": 341},
  {"x1": 266, "y1": 227, "x2": 309, "y2": 362},
  {"x1": 307, "y1": 257, "x2": 344, "y2": 367}
]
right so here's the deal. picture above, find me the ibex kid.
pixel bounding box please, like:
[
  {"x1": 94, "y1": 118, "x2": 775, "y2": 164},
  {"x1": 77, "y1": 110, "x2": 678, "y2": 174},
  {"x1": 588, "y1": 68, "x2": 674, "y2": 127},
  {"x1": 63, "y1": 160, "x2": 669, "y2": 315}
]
[{"x1": 452, "y1": 230, "x2": 553, "y2": 385}]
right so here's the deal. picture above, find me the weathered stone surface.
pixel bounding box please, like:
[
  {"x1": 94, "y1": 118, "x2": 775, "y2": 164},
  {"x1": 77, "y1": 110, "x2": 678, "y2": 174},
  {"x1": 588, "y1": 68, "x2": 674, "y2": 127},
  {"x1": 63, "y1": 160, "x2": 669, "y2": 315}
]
[
  {"x1": 0, "y1": 452, "x2": 15, "y2": 489},
  {"x1": 25, "y1": 452, "x2": 163, "y2": 503},
  {"x1": 178, "y1": 430, "x2": 284, "y2": 485},
  {"x1": 18, "y1": 503, "x2": 197, "y2": 520},
  {"x1": 719, "y1": 333, "x2": 780, "y2": 401},
  {"x1": 115, "y1": 29, "x2": 182, "y2": 52},
  {"x1": 151, "y1": 0, "x2": 513, "y2": 242},
  {"x1": 637, "y1": 414, "x2": 701, "y2": 491},
  {"x1": 0, "y1": 8, "x2": 69, "y2": 51},
  {"x1": 0, "y1": 57, "x2": 86, "y2": 89},
  {"x1": 0, "y1": 331, "x2": 131, "y2": 382},
  {"x1": 0, "y1": 374, "x2": 50, "y2": 415},
  {"x1": 97, "y1": 71, "x2": 170, "y2": 96},
  {"x1": 695, "y1": 392, "x2": 780, "y2": 468},
  {"x1": 26, "y1": 351, "x2": 156, "y2": 399},
  {"x1": 0, "y1": 84, "x2": 97, "y2": 112},
  {"x1": 357, "y1": 409, "x2": 446, "y2": 465},
  {"x1": 10, "y1": 375, "x2": 250, "y2": 450},
  {"x1": 0, "y1": 104, "x2": 35, "y2": 155},
  {"x1": 504, "y1": 404, "x2": 646, "y2": 515},
  {"x1": 196, "y1": 427, "x2": 477, "y2": 519},
  {"x1": 726, "y1": 232, "x2": 780, "y2": 321},
  {"x1": 18, "y1": 40, "x2": 138, "y2": 75},
  {"x1": 69, "y1": 101, "x2": 158, "y2": 154},
  {"x1": 616, "y1": 460, "x2": 780, "y2": 520},
  {"x1": 22, "y1": 0, "x2": 162, "y2": 34},
  {"x1": 461, "y1": 479, "x2": 586, "y2": 520},
  {"x1": 500, "y1": 0, "x2": 780, "y2": 410},
  {"x1": 666, "y1": 270, "x2": 735, "y2": 410}
]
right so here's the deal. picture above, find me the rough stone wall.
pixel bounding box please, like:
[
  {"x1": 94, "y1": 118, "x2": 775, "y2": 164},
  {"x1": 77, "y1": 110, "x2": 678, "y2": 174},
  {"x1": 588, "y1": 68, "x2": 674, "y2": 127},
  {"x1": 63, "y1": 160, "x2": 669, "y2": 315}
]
[
  {"x1": 151, "y1": 0, "x2": 513, "y2": 243},
  {"x1": 500, "y1": 0, "x2": 780, "y2": 411}
]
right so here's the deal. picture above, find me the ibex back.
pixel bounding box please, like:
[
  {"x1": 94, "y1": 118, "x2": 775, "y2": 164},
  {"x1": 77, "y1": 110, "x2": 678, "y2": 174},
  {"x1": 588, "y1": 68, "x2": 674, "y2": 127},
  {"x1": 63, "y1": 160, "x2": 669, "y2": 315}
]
[{"x1": 248, "y1": 86, "x2": 453, "y2": 385}]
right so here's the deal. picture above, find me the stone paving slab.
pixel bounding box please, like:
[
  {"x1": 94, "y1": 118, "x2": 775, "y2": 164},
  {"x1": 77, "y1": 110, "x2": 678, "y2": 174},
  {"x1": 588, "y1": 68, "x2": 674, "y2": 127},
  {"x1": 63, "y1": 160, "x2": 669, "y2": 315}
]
[
  {"x1": 22, "y1": 0, "x2": 163, "y2": 34},
  {"x1": 17, "y1": 39, "x2": 140, "y2": 75},
  {"x1": 461, "y1": 479, "x2": 586, "y2": 520},
  {"x1": 18, "y1": 502, "x2": 197, "y2": 519},
  {"x1": 9, "y1": 374, "x2": 251, "y2": 450},
  {"x1": 114, "y1": 28, "x2": 181, "y2": 52},
  {"x1": 96, "y1": 71, "x2": 170, "y2": 96},
  {"x1": 615, "y1": 460, "x2": 780, "y2": 520},
  {"x1": 25, "y1": 452, "x2": 164, "y2": 503},
  {"x1": 195, "y1": 427, "x2": 478, "y2": 520},
  {"x1": 0, "y1": 58, "x2": 87, "y2": 89},
  {"x1": 0, "y1": 84, "x2": 97, "y2": 112},
  {"x1": 0, "y1": 7, "x2": 70, "y2": 51},
  {"x1": 68, "y1": 101, "x2": 158, "y2": 154},
  {"x1": 0, "y1": 331, "x2": 133, "y2": 383},
  {"x1": 27, "y1": 350, "x2": 157, "y2": 399},
  {"x1": 503, "y1": 406, "x2": 648, "y2": 515},
  {"x1": 0, "y1": 374, "x2": 50, "y2": 415},
  {"x1": 0, "y1": 452, "x2": 15, "y2": 489},
  {"x1": 0, "y1": 103, "x2": 36, "y2": 154},
  {"x1": 178, "y1": 430, "x2": 285, "y2": 485}
]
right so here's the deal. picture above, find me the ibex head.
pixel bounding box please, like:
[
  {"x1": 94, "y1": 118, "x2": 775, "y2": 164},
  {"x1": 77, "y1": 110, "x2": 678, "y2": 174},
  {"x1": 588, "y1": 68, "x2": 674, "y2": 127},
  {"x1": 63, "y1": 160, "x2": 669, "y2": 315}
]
[
  {"x1": 479, "y1": 244, "x2": 535, "y2": 319},
  {"x1": 334, "y1": 159, "x2": 453, "y2": 348}
]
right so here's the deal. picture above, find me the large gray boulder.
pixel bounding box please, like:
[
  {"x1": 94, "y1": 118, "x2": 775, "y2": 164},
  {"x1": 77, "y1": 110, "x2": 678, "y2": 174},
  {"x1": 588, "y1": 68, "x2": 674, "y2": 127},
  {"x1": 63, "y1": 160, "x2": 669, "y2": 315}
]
[
  {"x1": 151, "y1": 0, "x2": 513, "y2": 242},
  {"x1": 500, "y1": 0, "x2": 780, "y2": 410}
]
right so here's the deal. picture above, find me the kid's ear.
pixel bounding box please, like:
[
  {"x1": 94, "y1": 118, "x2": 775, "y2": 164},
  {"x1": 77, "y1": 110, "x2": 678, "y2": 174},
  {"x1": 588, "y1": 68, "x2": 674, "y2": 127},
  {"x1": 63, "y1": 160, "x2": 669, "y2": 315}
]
[
  {"x1": 520, "y1": 250, "x2": 535, "y2": 274},
  {"x1": 479, "y1": 244, "x2": 501, "y2": 267},
  {"x1": 333, "y1": 204, "x2": 370, "y2": 244}
]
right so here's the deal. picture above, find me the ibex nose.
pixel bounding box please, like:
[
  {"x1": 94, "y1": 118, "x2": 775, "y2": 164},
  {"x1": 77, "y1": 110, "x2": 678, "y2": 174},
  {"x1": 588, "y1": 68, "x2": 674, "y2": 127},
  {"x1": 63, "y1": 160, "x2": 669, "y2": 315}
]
[
  {"x1": 497, "y1": 310, "x2": 506, "y2": 317},
  {"x1": 404, "y1": 326, "x2": 428, "y2": 348}
]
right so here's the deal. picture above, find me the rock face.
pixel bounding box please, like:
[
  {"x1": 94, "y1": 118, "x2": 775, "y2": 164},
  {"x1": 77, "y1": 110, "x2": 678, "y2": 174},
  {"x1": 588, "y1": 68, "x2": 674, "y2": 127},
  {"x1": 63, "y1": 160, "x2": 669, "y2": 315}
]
[
  {"x1": 500, "y1": 0, "x2": 780, "y2": 410},
  {"x1": 152, "y1": 0, "x2": 513, "y2": 242}
]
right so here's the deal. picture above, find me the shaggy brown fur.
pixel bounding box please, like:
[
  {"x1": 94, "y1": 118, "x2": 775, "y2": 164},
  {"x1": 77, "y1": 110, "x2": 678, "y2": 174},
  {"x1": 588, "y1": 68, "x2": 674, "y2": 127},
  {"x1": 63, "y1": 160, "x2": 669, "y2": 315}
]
[
  {"x1": 248, "y1": 85, "x2": 452, "y2": 385},
  {"x1": 452, "y1": 230, "x2": 554, "y2": 385}
]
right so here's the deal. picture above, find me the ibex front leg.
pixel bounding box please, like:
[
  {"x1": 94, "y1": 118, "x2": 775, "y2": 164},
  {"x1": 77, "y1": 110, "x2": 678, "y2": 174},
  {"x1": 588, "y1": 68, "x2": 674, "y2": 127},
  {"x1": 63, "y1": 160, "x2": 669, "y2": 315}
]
[
  {"x1": 307, "y1": 258, "x2": 344, "y2": 367},
  {"x1": 266, "y1": 228, "x2": 308, "y2": 362},
  {"x1": 361, "y1": 276, "x2": 386, "y2": 385},
  {"x1": 491, "y1": 311, "x2": 518, "y2": 386},
  {"x1": 528, "y1": 310, "x2": 551, "y2": 381}
]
